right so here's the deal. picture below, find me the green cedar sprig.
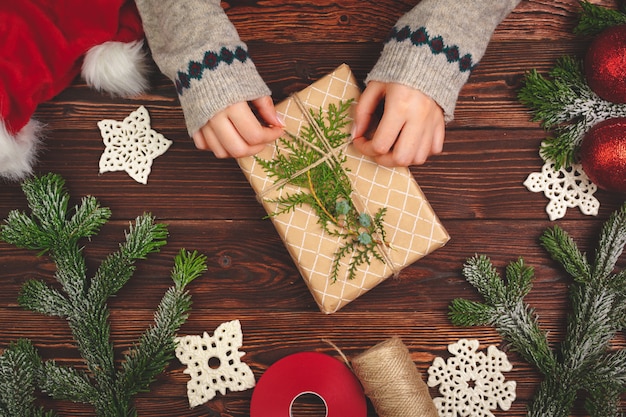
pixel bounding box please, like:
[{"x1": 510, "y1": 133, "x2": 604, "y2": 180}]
[
  {"x1": 0, "y1": 173, "x2": 207, "y2": 417},
  {"x1": 518, "y1": 56, "x2": 626, "y2": 170},
  {"x1": 574, "y1": 1, "x2": 626, "y2": 36},
  {"x1": 449, "y1": 202, "x2": 626, "y2": 417},
  {"x1": 256, "y1": 99, "x2": 389, "y2": 282}
]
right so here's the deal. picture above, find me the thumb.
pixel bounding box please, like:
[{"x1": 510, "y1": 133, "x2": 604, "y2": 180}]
[{"x1": 252, "y1": 96, "x2": 284, "y2": 128}]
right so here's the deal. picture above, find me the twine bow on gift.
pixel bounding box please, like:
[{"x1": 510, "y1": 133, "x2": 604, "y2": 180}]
[{"x1": 256, "y1": 93, "x2": 400, "y2": 282}]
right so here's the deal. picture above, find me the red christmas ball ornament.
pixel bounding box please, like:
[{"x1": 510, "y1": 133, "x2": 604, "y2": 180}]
[
  {"x1": 585, "y1": 24, "x2": 626, "y2": 103},
  {"x1": 580, "y1": 117, "x2": 626, "y2": 193}
]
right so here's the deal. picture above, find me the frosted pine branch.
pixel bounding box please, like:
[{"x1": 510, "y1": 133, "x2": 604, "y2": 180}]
[
  {"x1": 0, "y1": 174, "x2": 207, "y2": 416},
  {"x1": 519, "y1": 57, "x2": 626, "y2": 169},
  {"x1": 451, "y1": 202, "x2": 626, "y2": 416}
]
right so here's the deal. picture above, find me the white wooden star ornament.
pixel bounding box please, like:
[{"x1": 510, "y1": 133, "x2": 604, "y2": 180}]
[{"x1": 98, "y1": 105, "x2": 172, "y2": 184}]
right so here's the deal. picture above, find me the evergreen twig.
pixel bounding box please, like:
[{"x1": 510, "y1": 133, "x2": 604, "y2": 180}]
[
  {"x1": 0, "y1": 340, "x2": 57, "y2": 417},
  {"x1": 0, "y1": 173, "x2": 207, "y2": 416},
  {"x1": 256, "y1": 100, "x2": 390, "y2": 282},
  {"x1": 518, "y1": 2, "x2": 626, "y2": 170},
  {"x1": 574, "y1": 1, "x2": 626, "y2": 36},
  {"x1": 518, "y1": 57, "x2": 626, "y2": 169},
  {"x1": 450, "y1": 202, "x2": 626, "y2": 416}
]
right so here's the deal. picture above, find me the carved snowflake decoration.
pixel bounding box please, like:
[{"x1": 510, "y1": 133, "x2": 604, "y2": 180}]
[
  {"x1": 427, "y1": 339, "x2": 516, "y2": 417},
  {"x1": 98, "y1": 105, "x2": 172, "y2": 184},
  {"x1": 524, "y1": 156, "x2": 599, "y2": 221},
  {"x1": 175, "y1": 320, "x2": 256, "y2": 408}
]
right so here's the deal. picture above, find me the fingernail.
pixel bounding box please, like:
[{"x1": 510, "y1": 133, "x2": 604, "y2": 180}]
[
  {"x1": 276, "y1": 114, "x2": 286, "y2": 127},
  {"x1": 350, "y1": 122, "x2": 359, "y2": 139}
]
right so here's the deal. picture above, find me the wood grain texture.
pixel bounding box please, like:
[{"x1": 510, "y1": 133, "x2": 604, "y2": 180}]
[{"x1": 1, "y1": 1, "x2": 624, "y2": 416}]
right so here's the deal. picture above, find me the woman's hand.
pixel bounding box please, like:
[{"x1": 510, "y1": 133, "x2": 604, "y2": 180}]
[
  {"x1": 352, "y1": 81, "x2": 445, "y2": 166},
  {"x1": 192, "y1": 95, "x2": 284, "y2": 158}
]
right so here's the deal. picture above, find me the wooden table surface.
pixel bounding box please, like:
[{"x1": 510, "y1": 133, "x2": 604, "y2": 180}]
[{"x1": 1, "y1": 1, "x2": 625, "y2": 416}]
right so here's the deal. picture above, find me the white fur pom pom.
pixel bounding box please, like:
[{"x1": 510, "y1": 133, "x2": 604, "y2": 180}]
[
  {"x1": 0, "y1": 119, "x2": 42, "y2": 181},
  {"x1": 82, "y1": 40, "x2": 150, "y2": 97}
]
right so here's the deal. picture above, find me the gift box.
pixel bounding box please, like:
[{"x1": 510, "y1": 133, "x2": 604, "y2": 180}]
[{"x1": 237, "y1": 64, "x2": 449, "y2": 313}]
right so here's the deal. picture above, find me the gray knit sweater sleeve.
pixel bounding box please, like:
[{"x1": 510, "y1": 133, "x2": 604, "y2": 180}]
[
  {"x1": 367, "y1": 0, "x2": 521, "y2": 122},
  {"x1": 135, "y1": 0, "x2": 270, "y2": 136}
]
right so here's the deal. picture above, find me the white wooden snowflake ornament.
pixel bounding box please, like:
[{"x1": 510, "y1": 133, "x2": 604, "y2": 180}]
[
  {"x1": 524, "y1": 155, "x2": 599, "y2": 221},
  {"x1": 175, "y1": 320, "x2": 255, "y2": 408},
  {"x1": 98, "y1": 105, "x2": 172, "y2": 184},
  {"x1": 427, "y1": 339, "x2": 516, "y2": 417}
]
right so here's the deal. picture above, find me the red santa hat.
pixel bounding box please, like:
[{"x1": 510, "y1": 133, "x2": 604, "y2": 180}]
[{"x1": 0, "y1": 0, "x2": 148, "y2": 181}]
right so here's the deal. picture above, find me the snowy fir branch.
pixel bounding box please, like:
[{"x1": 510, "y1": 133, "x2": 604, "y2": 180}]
[
  {"x1": 0, "y1": 173, "x2": 207, "y2": 416},
  {"x1": 450, "y1": 202, "x2": 626, "y2": 417},
  {"x1": 518, "y1": 56, "x2": 626, "y2": 170},
  {"x1": 0, "y1": 339, "x2": 57, "y2": 417},
  {"x1": 519, "y1": 1, "x2": 626, "y2": 170}
]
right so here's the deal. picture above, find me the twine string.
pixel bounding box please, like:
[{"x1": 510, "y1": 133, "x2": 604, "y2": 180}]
[
  {"x1": 257, "y1": 94, "x2": 350, "y2": 201},
  {"x1": 257, "y1": 93, "x2": 400, "y2": 277},
  {"x1": 257, "y1": 137, "x2": 350, "y2": 201},
  {"x1": 351, "y1": 337, "x2": 439, "y2": 417},
  {"x1": 321, "y1": 338, "x2": 353, "y2": 371}
]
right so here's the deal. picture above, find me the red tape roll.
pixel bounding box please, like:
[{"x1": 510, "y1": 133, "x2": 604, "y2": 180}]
[{"x1": 250, "y1": 352, "x2": 367, "y2": 416}]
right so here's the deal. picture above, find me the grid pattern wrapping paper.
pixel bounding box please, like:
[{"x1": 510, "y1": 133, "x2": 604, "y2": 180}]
[{"x1": 237, "y1": 64, "x2": 449, "y2": 313}]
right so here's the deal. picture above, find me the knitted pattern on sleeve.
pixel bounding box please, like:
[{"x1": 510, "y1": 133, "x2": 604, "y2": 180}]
[
  {"x1": 175, "y1": 46, "x2": 250, "y2": 95},
  {"x1": 367, "y1": 0, "x2": 521, "y2": 122},
  {"x1": 135, "y1": 0, "x2": 270, "y2": 136},
  {"x1": 387, "y1": 25, "x2": 477, "y2": 73}
]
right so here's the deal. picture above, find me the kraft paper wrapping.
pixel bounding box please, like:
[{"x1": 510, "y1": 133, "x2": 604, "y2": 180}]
[{"x1": 237, "y1": 64, "x2": 449, "y2": 313}]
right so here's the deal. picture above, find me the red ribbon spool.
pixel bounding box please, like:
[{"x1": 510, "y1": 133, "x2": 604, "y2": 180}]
[{"x1": 250, "y1": 352, "x2": 367, "y2": 416}]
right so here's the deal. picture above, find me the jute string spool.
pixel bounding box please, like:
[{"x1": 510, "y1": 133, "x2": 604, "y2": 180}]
[{"x1": 351, "y1": 337, "x2": 438, "y2": 417}]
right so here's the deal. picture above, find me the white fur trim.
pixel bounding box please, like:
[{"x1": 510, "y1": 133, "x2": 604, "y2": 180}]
[
  {"x1": 0, "y1": 119, "x2": 42, "y2": 182},
  {"x1": 82, "y1": 40, "x2": 150, "y2": 97}
]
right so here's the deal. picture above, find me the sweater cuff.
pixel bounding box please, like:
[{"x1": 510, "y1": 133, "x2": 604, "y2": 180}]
[
  {"x1": 365, "y1": 36, "x2": 473, "y2": 123},
  {"x1": 175, "y1": 48, "x2": 271, "y2": 136}
]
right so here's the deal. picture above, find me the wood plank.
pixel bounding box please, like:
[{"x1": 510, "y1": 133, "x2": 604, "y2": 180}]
[
  {"x1": 0, "y1": 219, "x2": 621, "y2": 312},
  {"x1": 3, "y1": 122, "x2": 621, "y2": 221},
  {"x1": 224, "y1": 0, "x2": 618, "y2": 43}
]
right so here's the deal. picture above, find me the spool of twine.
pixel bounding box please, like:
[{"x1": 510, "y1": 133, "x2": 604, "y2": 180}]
[{"x1": 351, "y1": 337, "x2": 438, "y2": 417}]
